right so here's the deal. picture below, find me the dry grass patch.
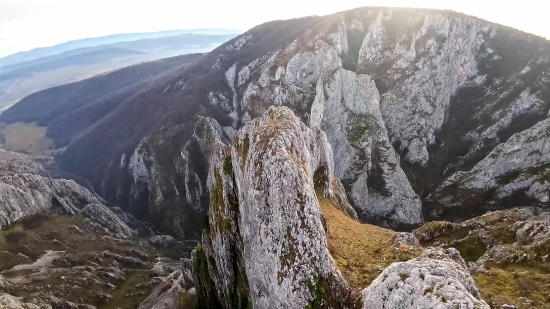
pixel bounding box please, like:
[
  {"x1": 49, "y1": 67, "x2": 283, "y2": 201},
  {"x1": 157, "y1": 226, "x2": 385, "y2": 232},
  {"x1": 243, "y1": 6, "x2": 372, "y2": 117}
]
[
  {"x1": 0, "y1": 122, "x2": 55, "y2": 156},
  {"x1": 319, "y1": 196, "x2": 421, "y2": 292},
  {"x1": 474, "y1": 265, "x2": 550, "y2": 309}
]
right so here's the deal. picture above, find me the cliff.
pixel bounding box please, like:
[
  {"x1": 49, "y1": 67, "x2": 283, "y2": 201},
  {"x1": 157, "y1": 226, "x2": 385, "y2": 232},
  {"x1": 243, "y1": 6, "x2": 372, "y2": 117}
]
[{"x1": 193, "y1": 106, "x2": 490, "y2": 309}]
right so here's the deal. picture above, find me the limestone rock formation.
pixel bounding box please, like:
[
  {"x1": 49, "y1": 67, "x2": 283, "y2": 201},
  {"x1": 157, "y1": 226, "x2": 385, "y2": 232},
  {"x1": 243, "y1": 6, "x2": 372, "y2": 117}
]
[
  {"x1": 124, "y1": 116, "x2": 230, "y2": 239},
  {"x1": 194, "y1": 106, "x2": 354, "y2": 308},
  {"x1": 362, "y1": 247, "x2": 489, "y2": 309},
  {"x1": 0, "y1": 173, "x2": 102, "y2": 228},
  {"x1": 238, "y1": 30, "x2": 423, "y2": 229},
  {"x1": 426, "y1": 117, "x2": 550, "y2": 219},
  {"x1": 0, "y1": 294, "x2": 40, "y2": 309},
  {"x1": 0, "y1": 151, "x2": 134, "y2": 238},
  {"x1": 149, "y1": 235, "x2": 178, "y2": 247},
  {"x1": 78, "y1": 203, "x2": 135, "y2": 238}
]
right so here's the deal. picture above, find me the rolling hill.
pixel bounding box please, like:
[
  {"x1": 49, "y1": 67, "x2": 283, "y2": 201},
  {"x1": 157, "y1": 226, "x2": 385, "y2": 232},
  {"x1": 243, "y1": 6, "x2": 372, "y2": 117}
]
[{"x1": 0, "y1": 32, "x2": 239, "y2": 110}]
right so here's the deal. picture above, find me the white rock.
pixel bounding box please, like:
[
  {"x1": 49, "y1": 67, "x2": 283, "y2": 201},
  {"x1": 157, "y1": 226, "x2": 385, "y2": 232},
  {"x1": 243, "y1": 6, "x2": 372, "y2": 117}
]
[
  {"x1": 196, "y1": 107, "x2": 353, "y2": 308},
  {"x1": 362, "y1": 247, "x2": 490, "y2": 309}
]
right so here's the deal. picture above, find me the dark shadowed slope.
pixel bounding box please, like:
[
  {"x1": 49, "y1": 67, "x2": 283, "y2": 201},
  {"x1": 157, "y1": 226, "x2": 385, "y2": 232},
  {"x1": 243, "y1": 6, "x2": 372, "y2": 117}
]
[
  {"x1": 0, "y1": 48, "x2": 145, "y2": 82},
  {"x1": 0, "y1": 53, "x2": 204, "y2": 147}
]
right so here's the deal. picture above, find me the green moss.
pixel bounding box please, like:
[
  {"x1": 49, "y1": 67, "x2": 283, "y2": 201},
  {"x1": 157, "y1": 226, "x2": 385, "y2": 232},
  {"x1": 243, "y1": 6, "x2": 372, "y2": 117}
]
[
  {"x1": 474, "y1": 264, "x2": 550, "y2": 309},
  {"x1": 453, "y1": 233, "x2": 487, "y2": 263},
  {"x1": 413, "y1": 221, "x2": 470, "y2": 244},
  {"x1": 227, "y1": 192, "x2": 239, "y2": 212},
  {"x1": 193, "y1": 245, "x2": 221, "y2": 309},
  {"x1": 489, "y1": 223, "x2": 517, "y2": 244},
  {"x1": 229, "y1": 247, "x2": 251, "y2": 309},
  {"x1": 237, "y1": 135, "x2": 250, "y2": 161},
  {"x1": 345, "y1": 114, "x2": 379, "y2": 145},
  {"x1": 178, "y1": 291, "x2": 197, "y2": 309},
  {"x1": 210, "y1": 170, "x2": 225, "y2": 212},
  {"x1": 223, "y1": 155, "x2": 233, "y2": 175},
  {"x1": 305, "y1": 277, "x2": 326, "y2": 309}
]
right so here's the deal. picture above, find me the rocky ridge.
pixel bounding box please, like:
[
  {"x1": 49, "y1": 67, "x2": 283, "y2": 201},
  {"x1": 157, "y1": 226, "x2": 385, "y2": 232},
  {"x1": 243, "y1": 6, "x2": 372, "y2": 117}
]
[
  {"x1": 193, "y1": 107, "x2": 353, "y2": 308},
  {"x1": 0, "y1": 151, "x2": 134, "y2": 238},
  {"x1": 426, "y1": 117, "x2": 550, "y2": 218},
  {"x1": 192, "y1": 106, "x2": 490, "y2": 309}
]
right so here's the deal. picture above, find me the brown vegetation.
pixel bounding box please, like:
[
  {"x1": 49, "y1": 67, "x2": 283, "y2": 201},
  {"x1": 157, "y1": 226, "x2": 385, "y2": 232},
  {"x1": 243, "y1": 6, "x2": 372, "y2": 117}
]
[{"x1": 319, "y1": 195, "x2": 421, "y2": 292}]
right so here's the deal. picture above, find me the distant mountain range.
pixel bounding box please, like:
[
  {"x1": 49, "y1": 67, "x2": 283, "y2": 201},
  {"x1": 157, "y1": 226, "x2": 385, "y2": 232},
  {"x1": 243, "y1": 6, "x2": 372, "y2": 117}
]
[
  {"x1": 0, "y1": 29, "x2": 240, "y2": 110},
  {"x1": 0, "y1": 29, "x2": 241, "y2": 69}
]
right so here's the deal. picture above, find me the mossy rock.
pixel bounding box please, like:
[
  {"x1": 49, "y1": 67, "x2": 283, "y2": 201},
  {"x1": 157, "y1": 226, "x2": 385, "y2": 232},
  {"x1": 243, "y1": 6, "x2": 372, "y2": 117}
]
[
  {"x1": 345, "y1": 114, "x2": 379, "y2": 146},
  {"x1": 453, "y1": 233, "x2": 487, "y2": 263}
]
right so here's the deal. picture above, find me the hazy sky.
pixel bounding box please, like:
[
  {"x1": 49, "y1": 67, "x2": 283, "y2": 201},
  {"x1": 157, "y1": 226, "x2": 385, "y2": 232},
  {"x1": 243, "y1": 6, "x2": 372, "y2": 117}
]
[{"x1": 0, "y1": 0, "x2": 548, "y2": 58}]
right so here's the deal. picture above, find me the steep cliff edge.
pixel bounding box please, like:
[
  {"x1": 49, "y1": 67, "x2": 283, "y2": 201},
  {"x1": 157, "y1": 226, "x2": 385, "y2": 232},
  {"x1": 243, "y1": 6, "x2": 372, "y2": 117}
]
[
  {"x1": 192, "y1": 106, "x2": 490, "y2": 308},
  {"x1": 193, "y1": 107, "x2": 354, "y2": 308},
  {"x1": 425, "y1": 117, "x2": 550, "y2": 219}
]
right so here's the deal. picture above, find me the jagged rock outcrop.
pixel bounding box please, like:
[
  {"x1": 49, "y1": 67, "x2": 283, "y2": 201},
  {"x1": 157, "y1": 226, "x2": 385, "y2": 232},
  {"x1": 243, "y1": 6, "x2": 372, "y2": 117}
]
[
  {"x1": 78, "y1": 203, "x2": 134, "y2": 238},
  {"x1": 149, "y1": 235, "x2": 178, "y2": 247},
  {"x1": 193, "y1": 107, "x2": 353, "y2": 308},
  {"x1": 0, "y1": 152, "x2": 134, "y2": 238},
  {"x1": 122, "y1": 116, "x2": 230, "y2": 239},
  {"x1": 236, "y1": 28, "x2": 422, "y2": 229},
  {"x1": 362, "y1": 247, "x2": 489, "y2": 309},
  {"x1": 0, "y1": 293, "x2": 40, "y2": 309},
  {"x1": 0, "y1": 173, "x2": 102, "y2": 228},
  {"x1": 426, "y1": 117, "x2": 550, "y2": 219}
]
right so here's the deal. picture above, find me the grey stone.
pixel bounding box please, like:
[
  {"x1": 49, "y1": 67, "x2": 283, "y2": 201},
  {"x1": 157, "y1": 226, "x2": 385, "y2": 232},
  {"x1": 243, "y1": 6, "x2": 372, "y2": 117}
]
[{"x1": 362, "y1": 247, "x2": 490, "y2": 309}]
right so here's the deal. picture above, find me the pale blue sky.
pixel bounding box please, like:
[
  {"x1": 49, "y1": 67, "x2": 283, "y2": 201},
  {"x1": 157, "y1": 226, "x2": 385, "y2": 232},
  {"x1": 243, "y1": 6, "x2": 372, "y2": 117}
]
[{"x1": 0, "y1": 0, "x2": 548, "y2": 58}]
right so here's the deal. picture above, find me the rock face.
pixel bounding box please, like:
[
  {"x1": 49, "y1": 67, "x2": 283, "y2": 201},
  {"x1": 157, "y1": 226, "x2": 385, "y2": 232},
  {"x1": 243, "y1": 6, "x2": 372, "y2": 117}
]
[
  {"x1": 0, "y1": 293, "x2": 40, "y2": 309},
  {"x1": 3, "y1": 6, "x2": 544, "y2": 239},
  {"x1": 193, "y1": 107, "x2": 353, "y2": 309},
  {"x1": 123, "y1": 116, "x2": 230, "y2": 240},
  {"x1": 362, "y1": 247, "x2": 489, "y2": 309},
  {"x1": 308, "y1": 67, "x2": 422, "y2": 228},
  {"x1": 0, "y1": 153, "x2": 134, "y2": 238},
  {"x1": 78, "y1": 203, "x2": 134, "y2": 238},
  {"x1": 426, "y1": 117, "x2": 550, "y2": 218},
  {"x1": 0, "y1": 173, "x2": 101, "y2": 228}
]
